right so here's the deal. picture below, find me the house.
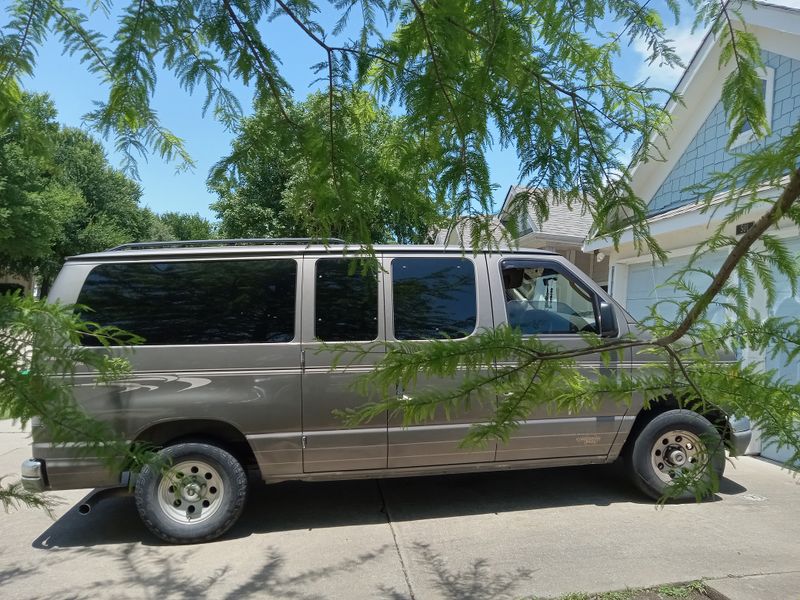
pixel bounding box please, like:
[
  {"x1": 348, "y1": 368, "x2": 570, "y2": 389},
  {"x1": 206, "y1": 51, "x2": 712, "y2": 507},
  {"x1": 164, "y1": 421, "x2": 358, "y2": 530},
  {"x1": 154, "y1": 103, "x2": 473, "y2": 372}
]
[
  {"x1": 433, "y1": 214, "x2": 508, "y2": 247},
  {"x1": 0, "y1": 273, "x2": 36, "y2": 296},
  {"x1": 497, "y1": 186, "x2": 610, "y2": 287},
  {"x1": 584, "y1": 1, "x2": 800, "y2": 461}
]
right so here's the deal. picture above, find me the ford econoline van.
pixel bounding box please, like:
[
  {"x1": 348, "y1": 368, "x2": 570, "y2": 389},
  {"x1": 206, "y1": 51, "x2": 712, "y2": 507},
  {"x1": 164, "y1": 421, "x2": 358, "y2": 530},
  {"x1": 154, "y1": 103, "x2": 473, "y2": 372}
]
[{"x1": 20, "y1": 239, "x2": 752, "y2": 543}]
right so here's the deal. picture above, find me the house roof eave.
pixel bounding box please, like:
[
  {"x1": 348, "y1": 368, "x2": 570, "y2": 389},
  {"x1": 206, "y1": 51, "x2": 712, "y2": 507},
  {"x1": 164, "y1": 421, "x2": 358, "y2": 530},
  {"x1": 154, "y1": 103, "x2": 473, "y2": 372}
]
[{"x1": 583, "y1": 178, "x2": 787, "y2": 253}]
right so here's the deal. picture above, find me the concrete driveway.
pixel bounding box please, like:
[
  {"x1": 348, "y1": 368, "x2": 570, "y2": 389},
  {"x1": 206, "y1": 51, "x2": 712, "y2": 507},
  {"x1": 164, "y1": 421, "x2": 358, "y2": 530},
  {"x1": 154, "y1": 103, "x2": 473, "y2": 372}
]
[{"x1": 1, "y1": 420, "x2": 799, "y2": 600}]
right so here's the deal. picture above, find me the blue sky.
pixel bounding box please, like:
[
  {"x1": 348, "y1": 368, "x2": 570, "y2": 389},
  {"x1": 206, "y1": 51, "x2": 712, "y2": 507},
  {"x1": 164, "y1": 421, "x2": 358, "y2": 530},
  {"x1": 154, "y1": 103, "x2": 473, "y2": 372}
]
[{"x1": 24, "y1": 2, "x2": 706, "y2": 221}]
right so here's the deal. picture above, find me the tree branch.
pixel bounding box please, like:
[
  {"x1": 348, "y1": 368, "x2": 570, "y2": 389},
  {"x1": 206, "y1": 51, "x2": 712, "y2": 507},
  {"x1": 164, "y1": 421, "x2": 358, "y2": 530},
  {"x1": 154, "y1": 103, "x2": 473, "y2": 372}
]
[
  {"x1": 47, "y1": 0, "x2": 112, "y2": 76},
  {"x1": 145, "y1": 0, "x2": 236, "y2": 120},
  {"x1": 272, "y1": 0, "x2": 342, "y2": 198},
  {"x1": 657, "y1": 166, "x2": 800, "y2": 345},
  {"x1": 221, "y1": 0, "x2": 293, "y2": 125},
  {"x1": 719, "y1": 0, "x2": 743, "y2": 72},
  {"x1": 274, "y1": 0, "x2": 329, "y2": 50},
  {"x1": 1, "y1": 0, "x2": 38, "y2": 85},
  {"x1": 408, "y1": 0, "x2": 465, "y2": 140}
]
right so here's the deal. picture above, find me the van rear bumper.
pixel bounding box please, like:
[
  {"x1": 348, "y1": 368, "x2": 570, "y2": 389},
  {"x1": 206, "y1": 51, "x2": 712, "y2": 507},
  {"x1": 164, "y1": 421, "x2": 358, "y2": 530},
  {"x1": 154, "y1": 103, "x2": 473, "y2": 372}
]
[
  {"x1": 729, "y1": 416, "x2": 753, "y2": 456},
  {"x1": 21, "y1": 459, "x2": 47, "y2": 492},
  {"x1": 20, "y1": 457, "x2": 121, "y2": 491}
]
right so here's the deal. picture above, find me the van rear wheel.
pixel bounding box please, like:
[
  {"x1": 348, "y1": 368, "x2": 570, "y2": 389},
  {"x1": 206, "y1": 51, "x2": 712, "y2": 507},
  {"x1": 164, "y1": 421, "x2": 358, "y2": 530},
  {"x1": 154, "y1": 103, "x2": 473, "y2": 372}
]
[
  {"x1": 625, "y1": 410, "x2": 725, "y2": 501},
  {"x1": 135, "y1": 442, "x2": 248, "y2": 544}
]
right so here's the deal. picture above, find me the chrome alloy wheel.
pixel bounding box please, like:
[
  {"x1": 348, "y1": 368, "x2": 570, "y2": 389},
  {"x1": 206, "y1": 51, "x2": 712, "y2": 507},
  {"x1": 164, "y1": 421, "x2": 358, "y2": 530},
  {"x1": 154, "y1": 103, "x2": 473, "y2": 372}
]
[
  {"x1": 157, "y1": 460, "x2": 225, "y2": 524},
  {"x1": 650, "y1": 430, "x2": 703, "y2": 484}
]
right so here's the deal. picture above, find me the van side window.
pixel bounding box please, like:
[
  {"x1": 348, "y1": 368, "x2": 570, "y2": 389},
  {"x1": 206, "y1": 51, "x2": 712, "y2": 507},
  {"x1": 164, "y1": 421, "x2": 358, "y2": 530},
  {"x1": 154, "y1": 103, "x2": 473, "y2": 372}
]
[
  {"x1": 392, "y1": 257, "x2": 477, "y2": 340},
  {"x1": 314, "y1": 259, "x2": 378, "y2": 341},
  {"x1": 77, "y1": 259, "x2": 297, "y2": 345},
  {"x1": 502, "y1": 262, "x2": 598, "y2": 335}
]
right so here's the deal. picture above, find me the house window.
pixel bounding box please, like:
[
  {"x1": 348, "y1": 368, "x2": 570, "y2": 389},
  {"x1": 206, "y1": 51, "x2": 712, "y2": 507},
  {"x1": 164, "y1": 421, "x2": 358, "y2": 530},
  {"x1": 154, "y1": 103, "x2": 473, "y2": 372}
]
[
  {"x1": 730, "y1": 67, "x2": 774, "y2": 148},
  {"x1": 518, "y1": 212, "x2": 534, "y2": 235},
  {"x1": 499, "y1": 212, "x2": 533, "y2": 237}
]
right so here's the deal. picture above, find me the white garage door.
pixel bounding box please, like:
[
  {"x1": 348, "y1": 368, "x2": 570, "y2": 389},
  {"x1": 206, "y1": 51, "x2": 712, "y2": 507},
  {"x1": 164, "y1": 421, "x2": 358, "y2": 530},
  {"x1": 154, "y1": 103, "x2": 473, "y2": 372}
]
[
  {"x1": 763, "y1": 236, "x2": 800, "y2": 462},
  {"x1": 624, "y1": 253, "x2": 727, "y2": 324},
  {"x1": 623, "y1": 242, "x2": 799, "y2": 463}
]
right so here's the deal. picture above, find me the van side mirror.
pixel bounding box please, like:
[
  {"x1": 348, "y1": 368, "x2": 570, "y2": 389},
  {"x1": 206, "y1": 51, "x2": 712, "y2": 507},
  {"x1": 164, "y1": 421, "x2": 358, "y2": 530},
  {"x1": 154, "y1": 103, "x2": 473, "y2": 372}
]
[{"x1": 598, "y1": 301, "x2": 618, "y2": 338}]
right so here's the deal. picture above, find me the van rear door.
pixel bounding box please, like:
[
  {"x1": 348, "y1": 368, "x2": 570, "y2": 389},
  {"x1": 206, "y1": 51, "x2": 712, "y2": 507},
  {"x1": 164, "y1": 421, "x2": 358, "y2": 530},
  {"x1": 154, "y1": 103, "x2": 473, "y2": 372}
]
[{"x1": 300, "y1": 254, "x2": 388, "y2": 472}]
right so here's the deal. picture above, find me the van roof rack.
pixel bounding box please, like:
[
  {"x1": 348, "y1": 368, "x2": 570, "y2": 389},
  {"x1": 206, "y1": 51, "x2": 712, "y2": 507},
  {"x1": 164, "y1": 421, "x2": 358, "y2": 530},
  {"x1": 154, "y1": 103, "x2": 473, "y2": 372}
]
[{"x1": 107, "y1": 238, "x2": 347, "y2": 251}]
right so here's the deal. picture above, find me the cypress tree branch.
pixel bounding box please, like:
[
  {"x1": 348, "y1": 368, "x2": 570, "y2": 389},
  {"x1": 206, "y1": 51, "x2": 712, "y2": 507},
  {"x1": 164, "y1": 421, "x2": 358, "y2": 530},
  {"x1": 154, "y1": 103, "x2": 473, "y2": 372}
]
[
  {"x1": 221, "y1": 0, "x2": 293, "y2": 125},
  {"x1": 1, "y1": 0, "x2": 38, "y2": 85},
  {"x1": 272, "y1": 0, "x2": 343, "y2": 201},
  {"x1": 720, "y1": 0, "x2": 743, "y2": 72},
  {"x1": 47, "y1": 0, "x2": 112, "y2": 76},
  {"x1": 408, "y1": 0, "x2": 466, "y2": 140},
  {"x1": 658, "y1": 167, "x2": 800, "y2": 346}
]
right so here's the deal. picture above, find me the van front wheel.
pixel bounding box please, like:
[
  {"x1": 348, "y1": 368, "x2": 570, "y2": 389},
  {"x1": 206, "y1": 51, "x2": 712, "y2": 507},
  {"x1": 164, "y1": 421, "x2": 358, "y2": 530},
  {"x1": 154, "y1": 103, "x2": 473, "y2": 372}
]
[
  {"x1": 135, "y1": 442, "x2": 248, "y2": 544},
  {"x1": 625, "y1": 410, "x2": 725, "y2": 501}
]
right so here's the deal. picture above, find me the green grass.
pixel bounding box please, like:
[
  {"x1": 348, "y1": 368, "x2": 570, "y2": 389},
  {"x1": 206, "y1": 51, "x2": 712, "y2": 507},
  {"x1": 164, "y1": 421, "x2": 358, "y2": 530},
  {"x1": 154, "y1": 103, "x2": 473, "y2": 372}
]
[
  {"x1": 535, "y1": 581, "x2": 709, "y2": 600},
  {"x1": 656, "y1": 581, "x2": 707, "y2": 598}
]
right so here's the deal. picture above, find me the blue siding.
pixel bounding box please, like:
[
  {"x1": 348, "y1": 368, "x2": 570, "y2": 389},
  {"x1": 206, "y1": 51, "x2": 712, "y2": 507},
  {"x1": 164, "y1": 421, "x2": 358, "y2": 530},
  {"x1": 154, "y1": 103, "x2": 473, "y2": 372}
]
[{"x1": 648, "y1": 51, "x2": 800, "y2": 215}]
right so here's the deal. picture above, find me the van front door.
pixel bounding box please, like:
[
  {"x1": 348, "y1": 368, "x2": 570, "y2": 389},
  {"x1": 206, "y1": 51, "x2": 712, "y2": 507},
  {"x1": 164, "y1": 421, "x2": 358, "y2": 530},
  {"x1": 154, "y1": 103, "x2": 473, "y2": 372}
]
[
  {"x1": 488, "y1": 255, "x2": 629, "y2": 461},
  {"x1": 300, "y1": 255, "x2": 387, "y2": 472}
]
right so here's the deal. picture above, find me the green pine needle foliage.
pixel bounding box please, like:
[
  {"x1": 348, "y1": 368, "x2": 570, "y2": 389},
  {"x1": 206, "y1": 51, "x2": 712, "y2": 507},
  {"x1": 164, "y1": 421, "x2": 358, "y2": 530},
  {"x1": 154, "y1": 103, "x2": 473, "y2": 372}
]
[
  {"x1": 2, "y1": 0, "x2": 800, "y2": 505},
  {"x1": 2, "y1": 0, "x2": 696, "y2": 252},
  {"x1": 0, "y1": 292, "x2": 157, "y2": 509}
]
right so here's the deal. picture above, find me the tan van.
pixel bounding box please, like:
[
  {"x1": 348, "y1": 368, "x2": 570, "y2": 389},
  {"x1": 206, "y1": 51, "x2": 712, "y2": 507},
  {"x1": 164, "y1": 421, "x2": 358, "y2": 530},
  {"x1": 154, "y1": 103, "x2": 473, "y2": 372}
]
[{"x1": 21, "y1": 239, "x2": 752, "y2": 543}]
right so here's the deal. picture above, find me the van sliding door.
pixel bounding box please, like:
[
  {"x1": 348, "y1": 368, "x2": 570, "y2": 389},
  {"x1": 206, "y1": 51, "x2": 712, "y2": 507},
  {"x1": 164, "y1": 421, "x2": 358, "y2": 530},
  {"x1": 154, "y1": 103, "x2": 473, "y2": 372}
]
[{"x1": 384, "y1": 253, "x2": 497, "y2": 468}]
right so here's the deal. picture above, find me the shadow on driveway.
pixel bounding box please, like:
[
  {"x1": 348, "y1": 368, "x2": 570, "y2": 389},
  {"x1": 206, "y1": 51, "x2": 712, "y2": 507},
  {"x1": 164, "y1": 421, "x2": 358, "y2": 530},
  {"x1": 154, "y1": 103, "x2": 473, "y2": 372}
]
[
  {"x1": 31, "y1": 462, "x2": 748, "y2": 550},
  {"x1": 10, "y1": 537, "x2": 540, "y2": 600}
]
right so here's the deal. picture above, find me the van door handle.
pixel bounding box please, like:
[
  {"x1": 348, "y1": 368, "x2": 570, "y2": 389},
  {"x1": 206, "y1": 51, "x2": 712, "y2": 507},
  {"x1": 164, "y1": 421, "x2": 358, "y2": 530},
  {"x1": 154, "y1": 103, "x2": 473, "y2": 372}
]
[
  {"x1": 396, "y1": 384, "x2": 411, "y2": 402},
  {"x1": 597, "y1": 367, "x2": 615, "y2": 378}
]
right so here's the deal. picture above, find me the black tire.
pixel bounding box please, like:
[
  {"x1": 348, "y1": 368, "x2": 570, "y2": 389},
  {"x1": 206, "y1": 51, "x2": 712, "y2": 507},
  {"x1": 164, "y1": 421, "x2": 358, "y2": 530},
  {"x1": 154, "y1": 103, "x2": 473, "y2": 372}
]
[
  {"x1": 135, "y1": 442, "x2": 248, "y2": 544},
  {"x1": 625, "y1": 409, "x2": 725, "y2": 501}
]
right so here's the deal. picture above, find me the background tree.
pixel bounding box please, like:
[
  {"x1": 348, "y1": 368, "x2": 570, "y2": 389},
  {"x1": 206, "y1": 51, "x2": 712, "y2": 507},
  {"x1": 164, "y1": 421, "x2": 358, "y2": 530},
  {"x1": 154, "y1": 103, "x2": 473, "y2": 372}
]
[
  {"x1": 0, "y1": 93, "x2": 176, "y2": 290},
  {"x1": 0, "y1": 93, "x2": 83, "y2": 278},
  {"x1": 157, "y1": 212, "x2": 217, "y2": 241},
  {"x1": 0, "y1": 0, "x2": 684, "y2": 248},
  {"x1": 39, "y1": 126, "x2": 166, "y2": 287},
  {"x1": 209, "y1": 91, "x2": 445, "y2": 242}
]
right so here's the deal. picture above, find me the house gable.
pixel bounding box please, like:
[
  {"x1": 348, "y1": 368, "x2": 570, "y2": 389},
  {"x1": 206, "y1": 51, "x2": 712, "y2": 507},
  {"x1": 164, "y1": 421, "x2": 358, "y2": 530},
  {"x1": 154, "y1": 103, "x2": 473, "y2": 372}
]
[
  {"x1": 648, "y1": 49, "x2": 800, "y2": 215},
  {"x1": 585, "y1": 2, "x2": 800, "y2": 255},
  {"x1": 619, "y1": 2, "x2": 800, "y2": 213}
]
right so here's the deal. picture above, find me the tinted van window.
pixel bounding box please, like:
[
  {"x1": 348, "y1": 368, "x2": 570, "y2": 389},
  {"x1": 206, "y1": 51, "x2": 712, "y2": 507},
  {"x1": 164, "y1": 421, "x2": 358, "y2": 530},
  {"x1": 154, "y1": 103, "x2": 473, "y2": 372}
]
[
  {"x1": 392, "y1": 257, "x2": 477, "y2": 340},
  {"x1": 314, "y1": 259, "x2": 378, "y2": 341},
  {"x1": 77, "y1": 259, "x2": 297, "y2": 345}
]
